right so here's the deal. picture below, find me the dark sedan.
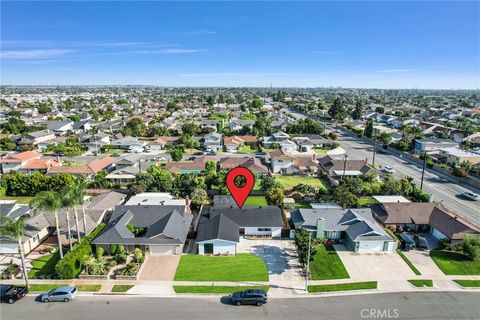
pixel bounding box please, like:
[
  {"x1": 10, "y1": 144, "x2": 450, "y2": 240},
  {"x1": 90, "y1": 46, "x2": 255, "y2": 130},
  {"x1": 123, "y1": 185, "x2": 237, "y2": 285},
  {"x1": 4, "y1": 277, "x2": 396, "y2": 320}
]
[
  {"x1": 0, "y1": 284, "x2": 28, "y2": 304},
  {"x1": 231, "y1": 289, "x2": 267, "y2": 306}
]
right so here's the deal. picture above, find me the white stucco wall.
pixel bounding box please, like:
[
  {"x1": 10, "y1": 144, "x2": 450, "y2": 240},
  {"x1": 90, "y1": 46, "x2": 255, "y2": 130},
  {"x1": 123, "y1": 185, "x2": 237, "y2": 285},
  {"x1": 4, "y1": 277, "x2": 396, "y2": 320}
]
[
  {"x1": 197, "y1": 239, "x2": 237, "y2": 255},
  {"x1": 244, "y1": 227, "x2": 282, "y2": 238}
]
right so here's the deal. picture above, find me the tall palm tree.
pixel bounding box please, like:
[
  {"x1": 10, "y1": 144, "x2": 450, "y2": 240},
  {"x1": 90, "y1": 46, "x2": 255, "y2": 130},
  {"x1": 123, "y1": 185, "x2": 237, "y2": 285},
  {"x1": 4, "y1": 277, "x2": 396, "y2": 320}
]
[
  {"x1": 31, "y1": 191, "x2": 63, "y2": 258},
  {"x1": 0, "y1": 216, "x2": 29, "y2": 288},
  {"x1": 69, "y1": 186, "x2": 84, "y2": 243},
  {"x1": 60, "y1": 191, "x2": 74, "y2": 251}
]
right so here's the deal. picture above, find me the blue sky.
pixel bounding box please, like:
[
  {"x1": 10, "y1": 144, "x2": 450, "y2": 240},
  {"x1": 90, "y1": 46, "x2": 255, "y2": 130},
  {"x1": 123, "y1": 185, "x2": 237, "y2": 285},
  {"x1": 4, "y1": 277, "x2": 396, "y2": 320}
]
[{"x1": 1, "y1": 1, "x2": 479, "y2": 88}]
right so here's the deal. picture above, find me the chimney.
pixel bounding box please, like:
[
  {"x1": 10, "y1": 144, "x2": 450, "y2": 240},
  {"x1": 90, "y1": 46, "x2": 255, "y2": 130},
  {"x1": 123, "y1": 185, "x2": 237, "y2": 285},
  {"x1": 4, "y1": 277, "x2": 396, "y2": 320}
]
[
  {"x1": 316, "y1": 218, "x2": 325, "y2": 239},
  {"x1": 184, "y1": 196, "x2": 191, "y2": 214},
  {"x1": 365, "y1": 157, "x2": 368, "y2": 164}
]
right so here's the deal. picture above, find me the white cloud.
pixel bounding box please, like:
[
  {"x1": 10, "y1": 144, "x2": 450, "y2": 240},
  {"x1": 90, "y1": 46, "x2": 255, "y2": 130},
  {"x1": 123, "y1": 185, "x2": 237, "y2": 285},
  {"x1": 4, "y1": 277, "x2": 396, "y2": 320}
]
[
  {"x1": 185, "y1": 29, "x2": 217, "y2": 35},
  {"x1": 1, "y1": 49, "x2": 73, "y2": 59},
  {"x1": 132, "y1": 48, "x2": 204, "y2": 54}
]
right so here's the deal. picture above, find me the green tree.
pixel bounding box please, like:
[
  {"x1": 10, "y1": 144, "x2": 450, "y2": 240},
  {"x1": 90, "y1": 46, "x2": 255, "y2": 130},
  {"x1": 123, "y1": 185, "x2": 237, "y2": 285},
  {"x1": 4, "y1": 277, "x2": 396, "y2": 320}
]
[
  {"x1": 351, "y1": 101, "x2": 364, "y2": 120},
  {"x1": 266, "y1": 188, "x2": 284, "y2": 206},
  {"x1": 190, "y1": 188, "x2": 209, "y2": 207},
  {"x1": 122, "y1": 118, "x2": 145, "y2": 137},
  {"x1": 31, "y1": 191, "x2": 64, "y2": 258},
  {"x1": 170, "y1": 147, "x2": 184, "y2": 162},
  {"x1": 250, "y1": 97, "x2": 263, "y2": 109},
  {"x1": 260, "y1": 175, "x2": 278, "y2": 191},
  {"x1": 462, "y1": 235, "x2": 480, "y2": 261},
  {"x1": 0, "y1": 216, "x2": 29, "y2": 289},
  {"x1": 333, "y1": 185, "x2": 359, "y2": 208},
  {"x1": 182, "y1": 123, "x2": 197, "y2": 136},
  {"x1": 364, "y1": 120, "x2": 374, "y2": 138},
  {"x1": 328, "y1": 98, "x2": 348, "y2": 122}
]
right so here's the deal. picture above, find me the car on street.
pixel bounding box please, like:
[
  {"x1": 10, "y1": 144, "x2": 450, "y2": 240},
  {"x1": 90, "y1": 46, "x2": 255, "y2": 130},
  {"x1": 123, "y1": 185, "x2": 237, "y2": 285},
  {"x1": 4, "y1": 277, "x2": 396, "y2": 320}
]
[
  {"x1": 0, "y1": 284, "x2": 28, "y2": 304},
  {"x1": 41, "y1": 286, "x2": 77, "y2": 303},
  {"x1": 461, "y1": 191, "x2": 479, "y2": 201},
  {"x1": 383, "y1": 166, "x2": 395, "y2": 174},
  {"x1": 397, "y1": 232, "x2": 416, "y2": 250},
  {"x1": 414, "y1": 235, "x2": 429, "y2": 250},
  {"x1": 231, "y1": 289, "x2": 267, "y2": 306}
]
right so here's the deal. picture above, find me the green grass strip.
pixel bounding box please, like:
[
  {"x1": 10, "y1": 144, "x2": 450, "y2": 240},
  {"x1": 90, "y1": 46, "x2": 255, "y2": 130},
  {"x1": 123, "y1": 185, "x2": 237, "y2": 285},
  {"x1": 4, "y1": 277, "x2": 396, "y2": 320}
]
[
  {"x1": 28, "y1": 284, "x2": 69, "y2": 292},
  {"x1": 76, "y1": 285, "x2": 101, "y2": 292},
  {"x1": 308, "y1": 281, "x2": 377, "y2": 293},
  {"x1": 408, "y1": 279, "x2": 433, "y2": 287},
  {"x1": 111, "y1": 285, "x2": 134, "y2": 293},
  {"x1": 173, "y1": 285, "x2": 270, "y2": 294},
  {"x1": 397, "y1": 251, "x2": 421, "y2": 275},
  {"x1": 453, "y1": 280, "x2": 480, "y2": 287}
]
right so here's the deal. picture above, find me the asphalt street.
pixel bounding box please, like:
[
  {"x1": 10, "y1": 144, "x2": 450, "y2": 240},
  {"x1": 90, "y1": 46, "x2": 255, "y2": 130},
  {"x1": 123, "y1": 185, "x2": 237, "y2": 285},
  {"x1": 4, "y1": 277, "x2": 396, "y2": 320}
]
[
  {"x1": 336, "y1": 132, "x2": 480, "y2": 226},
  {"x1": 2, "y1": 292, "x2": 478, "y2": 320}
]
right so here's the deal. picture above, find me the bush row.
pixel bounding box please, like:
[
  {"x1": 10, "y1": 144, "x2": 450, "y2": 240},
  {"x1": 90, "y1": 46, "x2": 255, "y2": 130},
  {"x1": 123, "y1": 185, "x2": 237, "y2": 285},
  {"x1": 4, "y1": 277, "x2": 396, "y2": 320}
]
[{"x1": 55, "y1": 224, "x2": 105, "y2": 279}]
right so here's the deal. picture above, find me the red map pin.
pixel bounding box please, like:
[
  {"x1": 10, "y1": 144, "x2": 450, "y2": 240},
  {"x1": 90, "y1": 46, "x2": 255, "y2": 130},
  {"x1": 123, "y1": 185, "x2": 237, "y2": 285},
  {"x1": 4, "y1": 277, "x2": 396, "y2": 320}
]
[{"x1": 226, "y1": 166, "x2": 255, "y2": 209}]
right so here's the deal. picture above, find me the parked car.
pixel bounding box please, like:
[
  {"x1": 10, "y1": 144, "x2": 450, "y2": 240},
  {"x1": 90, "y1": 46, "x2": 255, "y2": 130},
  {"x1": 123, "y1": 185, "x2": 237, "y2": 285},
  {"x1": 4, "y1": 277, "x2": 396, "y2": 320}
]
[
  {"x1": 231, "y1": 289, "x2": 267, "y2": 306},
  {"x1": 41, "y1": 286, "x2": 77, "y2": 303},
  {"x1": 383, "y1": 166, "x2": 395, "y2": 174},
  {"x1": 0, "y1": 285, "x2": 28, "y2": 304},
  {"x1": 397, "y1": 232, "x2": 416, "y2": 250},
  {"x1": 414, "y1": 235, "x2": 429, "y2": 250},
  {"x1": 461, "y1": 192, "x2": 479, "y2": 201}
]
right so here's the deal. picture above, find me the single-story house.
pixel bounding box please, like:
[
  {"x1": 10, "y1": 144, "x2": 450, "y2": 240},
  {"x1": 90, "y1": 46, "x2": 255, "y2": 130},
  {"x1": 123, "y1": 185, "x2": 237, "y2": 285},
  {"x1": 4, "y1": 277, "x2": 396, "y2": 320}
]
[
  {"x1": 92, "y1": 204, "x2": 192, "y2": 255},
  {"x1": 291, "y1": 208, "x2": 397, "y2": 252},
  {"x1": 223, "y1": 135, "x2": 257, "y2": 152},
  {"x1": 318, "y1": 155, "x2": 377, "y2": 180},
  {"x1": 202, "y1": 132, "x2": 223, "y2": 152},
  {"x1": 165, "y1": 156, "x2": 210, "y2": 174},
  {"x1": 218, "y1": 157, "x2": 269, "y2": 174},
  {"x1": 47, "y1": 156, "x2": 116, "y2": 178},
  {"x1": 370, "y1": 202, "x2": 480, "y2": 243},
  {"x1": 196, "y1": 204, "x2": 284, "y2": 255}
]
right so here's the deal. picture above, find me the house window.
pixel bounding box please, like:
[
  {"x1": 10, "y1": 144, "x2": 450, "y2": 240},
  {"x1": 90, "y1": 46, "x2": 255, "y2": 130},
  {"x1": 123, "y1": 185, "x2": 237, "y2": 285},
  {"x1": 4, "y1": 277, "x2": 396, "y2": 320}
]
[
  {"x1": 32, "y1": 234, "x2": 40, "y2": 243},
  {"x1": 204, "y1": 243, "x2": 214, "y2": 254},
  {"x1": 258, "y1": 228, "x2": 271, "y2": 232}
]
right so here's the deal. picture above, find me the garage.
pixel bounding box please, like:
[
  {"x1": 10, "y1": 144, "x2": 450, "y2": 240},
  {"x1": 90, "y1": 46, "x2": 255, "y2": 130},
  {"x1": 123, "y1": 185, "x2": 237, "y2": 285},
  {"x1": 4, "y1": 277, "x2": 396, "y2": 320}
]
[
  {"x1": 149, "y1": 245, "x2": 177, "y2": 255},
  {"x1": 357, "y1": 241, "x2": 386, "y2": 252}
]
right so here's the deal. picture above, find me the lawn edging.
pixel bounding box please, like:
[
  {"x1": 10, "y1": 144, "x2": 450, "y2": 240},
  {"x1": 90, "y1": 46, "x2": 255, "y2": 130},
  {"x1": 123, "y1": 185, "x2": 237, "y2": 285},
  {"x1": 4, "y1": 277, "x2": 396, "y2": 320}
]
[
  {"x1": 430, "y1": 249, "x2": 480, "y2": 275},
  {"x1": 397, "y1": 251, "x2": 421, "y2": 275},
  {"x1": 310, "y1": 244, "x2": 350, "y2": 280},
  {"x1": 308, "y1": 281, "x2": 377, "y2": 293},
  {"x1": 173, "y1": 285, "x2": 269, "y2": 294}
]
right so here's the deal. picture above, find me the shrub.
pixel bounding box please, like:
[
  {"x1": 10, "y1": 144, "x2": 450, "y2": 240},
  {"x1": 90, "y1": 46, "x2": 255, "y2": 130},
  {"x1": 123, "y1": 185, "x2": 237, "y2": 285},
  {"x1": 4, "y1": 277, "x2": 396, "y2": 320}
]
[
  {"x1": 96, "y1": 247, "x2": 104, "y2": 259},
  {"x1": 118, "y1": 245, "x2": 125, "y2": 254},
  {"x1": 55, "y1": 224, "x2": 105, "y2": 279},
  {"x1": 462, "y1": 235, "x2": 480, "y2": 261},
  {"x1": 134, "y1": 248, "x2": 143, "y2": 263},
  {"x1": 109, "y1": 244, "x2": 117, "y2": 255},
  {"x1": 114, "y1": 253, "x2": 127, "y2": 264},
  {"x1": 438, "y1": 239, "x2": 452, "y2": 250}
]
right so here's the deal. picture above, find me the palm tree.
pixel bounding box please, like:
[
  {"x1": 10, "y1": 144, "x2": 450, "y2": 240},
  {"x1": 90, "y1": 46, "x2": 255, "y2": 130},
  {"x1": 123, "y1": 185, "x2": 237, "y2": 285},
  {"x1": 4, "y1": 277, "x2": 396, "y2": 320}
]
[
  {"x1": 31, "y1": 191, "x2": 63, "y2": 258},
  {"x1": 60, "y1": 191, "x2": 74, "y2": 251},
  {"x1": 69, "y1": 186, "x2": 84, "y2": 243},
  {"x1": 73, "y1": 177, "x2": 89, "y2": 238},
  {"x1": 0, "y1": 216, "x2": 29, "y2": 288}
]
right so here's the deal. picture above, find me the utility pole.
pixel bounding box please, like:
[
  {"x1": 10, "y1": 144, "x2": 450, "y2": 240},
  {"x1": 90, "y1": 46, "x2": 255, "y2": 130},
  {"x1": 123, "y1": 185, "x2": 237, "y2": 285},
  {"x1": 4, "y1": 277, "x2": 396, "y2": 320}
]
[
  {"x1": 342, "y1": 154, "x2": 348, "y2": 180},
  {"x1": 420, "y1": 151, "x2": 427, "y2": 190},
  {"x1": 305, "y1": 231, "x2": 312, "y2": 291},
  {"x1": 372, "y1": 128, "x2": 377, "y2": 167}
]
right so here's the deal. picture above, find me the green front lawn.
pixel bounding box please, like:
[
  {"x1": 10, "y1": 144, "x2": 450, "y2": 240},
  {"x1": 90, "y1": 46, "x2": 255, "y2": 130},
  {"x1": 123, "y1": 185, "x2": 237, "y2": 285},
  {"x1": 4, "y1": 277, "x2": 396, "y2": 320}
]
[
  {"x1": 174, "y1": 254, "x2": 269, "y2": 281},
  {"x1": 308, "y1": 281, "x2": 377, "y2": 293},
  {"x1": 0, "y1": 196, "x2": 33, "y2": 204},
  {"x1": 237, "y1": 146, "x2": 256, "y2": 154},
  {"x1": 430, "y1": 250, "x2": 480, "y2": 275},
  {"x1": 397, "y1": 251, "x2": 421, "y2": 275},
  {"x1": 313, "y1": 148, "x2": 330, "y2": 155},
  {"x1": 28, "y1": 251, "x2": 61, "y2": 279},
  {"x1": 310, "y1": 244, "x2": 350, "y2": 280},
  {"x1": 358, "y1": 197, "x2": 378, "y2": 207},
  {"x1": 244, "y1": 196, "x2": 268, "y2": 206},
  {"x1": 408, "y1": 279, "x2": 433, "y2": 287},
  {"x1": 76, "y1": 285, "x2": 101, "y2": 292},
  {"x1": 453, "y1": 280, "x2": 480, "y2": 287},
  {"x1": 29, "y1": 284, "x2": 69, "y2": 292},
  {"x1": 173, "y1": 285, "x2": 269, "y2": 294},
  {"x1": 274, "y1": 175, "x2": 328, "y2": 191},
  {"x1": 112, "y1": 285, "x2": 134, "y2": 293}
]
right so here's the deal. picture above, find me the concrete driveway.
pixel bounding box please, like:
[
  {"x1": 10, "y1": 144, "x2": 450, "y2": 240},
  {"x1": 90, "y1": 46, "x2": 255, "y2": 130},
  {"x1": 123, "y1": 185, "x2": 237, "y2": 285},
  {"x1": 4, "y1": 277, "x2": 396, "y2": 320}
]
[
  {"x1": 138, "y1": 255, "x2": 180, "y2": 281},
  {"x1": 333, "y1": 244, "x2": 415, "y2": 281},
  {"x1": 238, "y1": 238, "x2": 304, "y2": 294},
  {"x1": 402, "y1": 250, "x2": 444, "y2": 276}
]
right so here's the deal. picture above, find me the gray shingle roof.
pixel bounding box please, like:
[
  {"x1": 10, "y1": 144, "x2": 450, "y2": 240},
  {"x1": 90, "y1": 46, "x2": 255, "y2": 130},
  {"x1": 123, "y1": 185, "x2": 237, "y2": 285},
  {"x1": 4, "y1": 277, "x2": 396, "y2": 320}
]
[
  {"x1": 92, "y1": 205, "x2": 192, "y2": 246},
  {"x1": 196, "y1": 214, "x2": 239, "y2": 243},
  {"x1": 207, "y1": 205, "x2": 284, "y2": 228}
]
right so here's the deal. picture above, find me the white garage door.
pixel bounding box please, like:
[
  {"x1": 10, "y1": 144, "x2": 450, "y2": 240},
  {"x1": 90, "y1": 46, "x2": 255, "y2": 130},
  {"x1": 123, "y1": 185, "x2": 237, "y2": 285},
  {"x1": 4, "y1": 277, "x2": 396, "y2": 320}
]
[
  {"x1": 150, "y1": 245, "x2": 176, "y2": 255},
  {"x1": 358, "y1": 241, "x2": 385, "y2": 252}
]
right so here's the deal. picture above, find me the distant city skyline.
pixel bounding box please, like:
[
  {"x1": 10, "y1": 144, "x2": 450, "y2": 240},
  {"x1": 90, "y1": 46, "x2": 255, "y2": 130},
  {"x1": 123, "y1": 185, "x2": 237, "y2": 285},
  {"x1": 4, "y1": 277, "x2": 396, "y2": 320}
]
[{"x1": 1, "y1": 1, "x2": 479, "y2": 89}]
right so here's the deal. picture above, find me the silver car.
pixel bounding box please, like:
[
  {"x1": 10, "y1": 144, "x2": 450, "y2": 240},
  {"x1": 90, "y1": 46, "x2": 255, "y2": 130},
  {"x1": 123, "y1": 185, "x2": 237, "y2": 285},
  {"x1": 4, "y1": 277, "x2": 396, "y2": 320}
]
[
  {"x1": 41, "y1": 286, "x2": 77, "y2": 303},
  {"x1": 462, "y1": 192, "x2": 479, "y2": 201}
]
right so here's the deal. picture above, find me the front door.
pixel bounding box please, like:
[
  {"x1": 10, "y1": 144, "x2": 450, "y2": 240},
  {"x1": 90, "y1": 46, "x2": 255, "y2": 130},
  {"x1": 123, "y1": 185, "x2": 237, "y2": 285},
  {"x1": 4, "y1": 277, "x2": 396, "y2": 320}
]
[{"x1": 204, "y1": 243, "x2": 214, "y2": 254}]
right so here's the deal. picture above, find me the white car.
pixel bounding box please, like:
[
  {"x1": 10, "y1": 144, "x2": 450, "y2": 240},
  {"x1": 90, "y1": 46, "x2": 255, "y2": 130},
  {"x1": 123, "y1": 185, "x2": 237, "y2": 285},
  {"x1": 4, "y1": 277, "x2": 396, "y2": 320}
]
[
  {"x1": 462, "y1": 192, "x2": 479, "y2": 201},
  {"x1": 383, "y1": 166, "x2": 395, "y2": 174}
]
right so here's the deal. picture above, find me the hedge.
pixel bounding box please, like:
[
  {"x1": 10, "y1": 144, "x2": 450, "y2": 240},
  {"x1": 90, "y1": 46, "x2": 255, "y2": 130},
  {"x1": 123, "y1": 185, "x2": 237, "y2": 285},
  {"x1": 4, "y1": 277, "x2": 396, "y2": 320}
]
[{"x1": 55, "y1": 224, "x2": 105, "y2": 279}]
